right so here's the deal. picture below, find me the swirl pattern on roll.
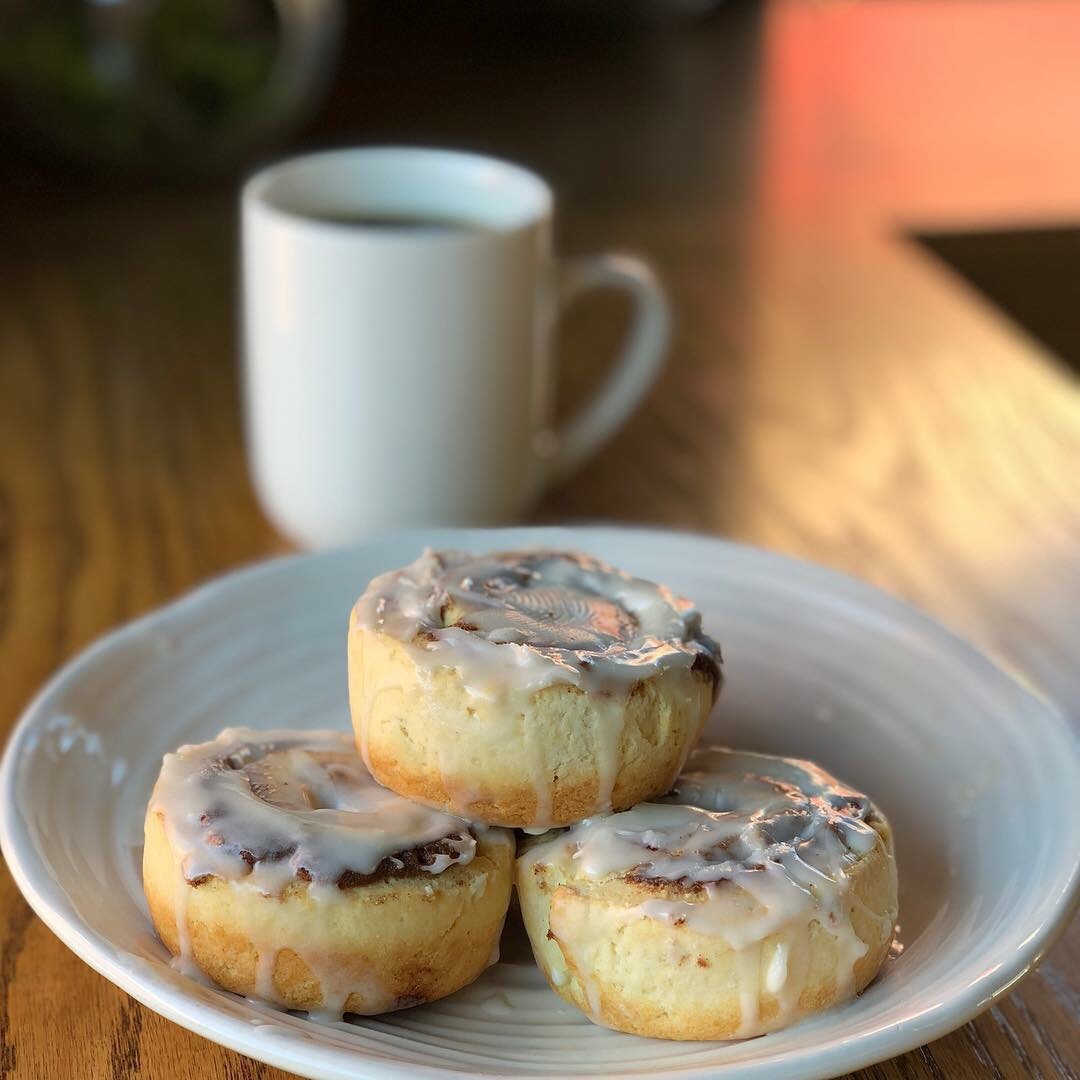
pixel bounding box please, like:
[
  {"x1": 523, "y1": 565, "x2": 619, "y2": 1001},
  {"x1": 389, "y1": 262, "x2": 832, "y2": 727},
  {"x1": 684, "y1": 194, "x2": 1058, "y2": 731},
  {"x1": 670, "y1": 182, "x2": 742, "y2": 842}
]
[
  {"x1": 549, "y1": 749, "x2": 879, "y2": 912},
  {"x1": 151, "y1": 727, "x2": 482, "y2": 896},
  {"x1": 517, "y1": 747, "x2": 897, "y2": 1037},
  {"x1": 352, "y1": 548, "x2": 722, "y2": 694}
]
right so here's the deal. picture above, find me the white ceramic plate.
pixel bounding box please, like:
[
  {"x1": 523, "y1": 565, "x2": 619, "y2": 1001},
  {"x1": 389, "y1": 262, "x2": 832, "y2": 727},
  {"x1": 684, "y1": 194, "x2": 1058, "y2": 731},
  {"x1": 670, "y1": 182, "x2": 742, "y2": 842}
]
[{"x1": 2, "y1": 527, "x2": 1077, "y2": 1080}]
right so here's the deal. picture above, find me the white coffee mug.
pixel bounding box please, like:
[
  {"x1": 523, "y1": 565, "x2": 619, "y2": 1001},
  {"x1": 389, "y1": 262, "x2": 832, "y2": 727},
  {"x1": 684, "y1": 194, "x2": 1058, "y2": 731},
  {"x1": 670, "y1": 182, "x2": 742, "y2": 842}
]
[{"x1": 241, "y1": 147, "x2": 669, "y2": 549}]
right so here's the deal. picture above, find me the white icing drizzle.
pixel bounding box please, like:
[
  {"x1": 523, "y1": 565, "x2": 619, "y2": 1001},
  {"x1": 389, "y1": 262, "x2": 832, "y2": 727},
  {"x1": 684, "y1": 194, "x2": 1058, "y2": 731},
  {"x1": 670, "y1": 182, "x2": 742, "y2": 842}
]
[
  {"x1": 151, "y1": 727, "x2": 480, "y2": 897},
  {"x1": 735, "y1": 948, "x2": 760, "y2": 1035},
  {"x1": 523, "y1": 747, "x2": 893, "y2": 1036},
  {"x1": 581, "y1": 971, "x2": 606, "y2": 1025},
  {"x1": 169, "y1": 874, "x2": 203, "y2": 982},
  {"x1": 253, "y1": 947, "x2": 280, "y2": 1005},
  {"x1": 352, "y1": 548, "x2": 722, "y2": 696},
  {"x1": 525, "y1": 716, "x2": 554, "y2": 830},
  {"x1": 352, "y1": 549, "x2": 721, "y2": 824},
  {"x1": 764, "y1": 938, "x2": 789, "y2": 993},
  {"x1": 152, "y1": 727, "x2": 500, "y2": 1018}
]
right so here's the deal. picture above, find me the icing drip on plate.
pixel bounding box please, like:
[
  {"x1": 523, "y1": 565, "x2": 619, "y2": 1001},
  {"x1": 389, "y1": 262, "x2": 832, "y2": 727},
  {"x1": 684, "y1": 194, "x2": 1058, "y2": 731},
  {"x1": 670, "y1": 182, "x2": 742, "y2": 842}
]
[
  {"x1": 150, "y1": 727, "x2": 481, "y2": 898},
  {"x1": 352, "y1": 548, "x2": 722, "y2": 696}
]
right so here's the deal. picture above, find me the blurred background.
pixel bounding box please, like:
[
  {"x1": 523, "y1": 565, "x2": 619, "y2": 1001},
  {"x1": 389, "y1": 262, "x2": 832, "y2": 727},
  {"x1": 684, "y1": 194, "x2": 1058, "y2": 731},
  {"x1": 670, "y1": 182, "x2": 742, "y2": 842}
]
[
  {"x1": 0, "y1": 3, "x2": 1078, "y2": 1071},
  {"x1": 2, "y1": 0, "x2": 1077, "y2": 674}
]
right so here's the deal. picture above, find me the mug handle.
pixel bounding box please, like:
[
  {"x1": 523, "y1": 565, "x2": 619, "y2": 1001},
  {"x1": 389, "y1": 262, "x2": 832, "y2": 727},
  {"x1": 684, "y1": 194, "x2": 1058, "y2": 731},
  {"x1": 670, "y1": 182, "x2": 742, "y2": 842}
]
[{"x1": 543, "y1": 253, "x2": 671, "y2": 482}]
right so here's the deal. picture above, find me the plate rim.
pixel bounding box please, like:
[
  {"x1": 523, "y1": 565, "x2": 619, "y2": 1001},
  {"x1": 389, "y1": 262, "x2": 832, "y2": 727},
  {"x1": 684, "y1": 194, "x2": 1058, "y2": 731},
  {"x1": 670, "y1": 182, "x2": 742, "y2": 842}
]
[{"x1": 2, "y1": 524, "x2": 1078, "y2": 1080}]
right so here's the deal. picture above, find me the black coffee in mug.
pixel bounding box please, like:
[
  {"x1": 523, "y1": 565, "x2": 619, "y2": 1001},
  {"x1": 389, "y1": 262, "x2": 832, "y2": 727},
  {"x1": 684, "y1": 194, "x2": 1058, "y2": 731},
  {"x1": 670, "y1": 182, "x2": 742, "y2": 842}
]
[
  {"x1": 243, "y1": 146, "x2": 667, "y2": 547},
  {"x1": 308, "y1": 211, "x2": 487, "y2": 233}
]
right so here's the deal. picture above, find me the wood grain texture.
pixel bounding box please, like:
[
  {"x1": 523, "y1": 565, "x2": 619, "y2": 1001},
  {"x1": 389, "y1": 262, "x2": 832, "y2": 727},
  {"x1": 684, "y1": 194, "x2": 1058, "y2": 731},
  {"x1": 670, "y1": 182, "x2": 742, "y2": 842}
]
[{"x1": 1, "y1": 2, "x2": 1078, "y2": 1077}]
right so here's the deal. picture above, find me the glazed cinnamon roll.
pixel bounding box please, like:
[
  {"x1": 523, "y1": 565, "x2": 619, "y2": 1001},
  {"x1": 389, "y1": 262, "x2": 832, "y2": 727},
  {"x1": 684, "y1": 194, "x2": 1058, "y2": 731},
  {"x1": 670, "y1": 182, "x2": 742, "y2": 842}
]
[
  {"x1": 348, "y1": 549, "x2": 721, "y2": 829},
  {"x1": 516, "y1": 748, "x2": 898, "y2": 1040},
  {"x1": 143, "y1": 728, "x2": 513, "y2": 1017}
]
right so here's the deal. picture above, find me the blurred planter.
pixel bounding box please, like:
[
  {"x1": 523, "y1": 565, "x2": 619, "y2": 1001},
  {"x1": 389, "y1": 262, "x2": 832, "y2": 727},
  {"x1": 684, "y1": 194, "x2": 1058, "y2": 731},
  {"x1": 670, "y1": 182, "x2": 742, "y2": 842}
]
[{"x1": 0, "y1": 0, "x2": 344, "y2": 176}]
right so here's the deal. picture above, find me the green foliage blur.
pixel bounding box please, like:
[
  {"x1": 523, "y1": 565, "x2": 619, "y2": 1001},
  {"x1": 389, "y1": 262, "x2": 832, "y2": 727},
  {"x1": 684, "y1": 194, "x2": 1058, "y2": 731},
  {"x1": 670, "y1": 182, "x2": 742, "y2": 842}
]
[{"x1": 0, "y1": 0, "x2": 282, "y2": 170}]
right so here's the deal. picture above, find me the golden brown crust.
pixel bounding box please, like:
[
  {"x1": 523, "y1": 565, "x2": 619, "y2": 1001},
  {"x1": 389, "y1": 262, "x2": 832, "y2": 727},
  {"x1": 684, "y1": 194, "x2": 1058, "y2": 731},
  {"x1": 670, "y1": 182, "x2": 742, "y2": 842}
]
[
  {"x1": 144, "y1": 810, "x2": 513, "y2": 1014},
  {"x1": 365, "y1": 714, "x2": 703, "y2": 829},
  {"x1": 349, "y1": 625, "x2": 714, "y2": 828},
  {"x1": 516, "y1": 814, "x2": 898, "y2": 1040}
]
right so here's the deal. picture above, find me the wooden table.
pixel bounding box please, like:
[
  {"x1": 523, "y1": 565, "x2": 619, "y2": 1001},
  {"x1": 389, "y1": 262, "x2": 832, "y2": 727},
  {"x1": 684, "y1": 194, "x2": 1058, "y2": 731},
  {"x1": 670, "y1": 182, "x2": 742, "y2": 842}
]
[{"x1": 1, "y1": 2, "x2": 1077, "y2": 1077}]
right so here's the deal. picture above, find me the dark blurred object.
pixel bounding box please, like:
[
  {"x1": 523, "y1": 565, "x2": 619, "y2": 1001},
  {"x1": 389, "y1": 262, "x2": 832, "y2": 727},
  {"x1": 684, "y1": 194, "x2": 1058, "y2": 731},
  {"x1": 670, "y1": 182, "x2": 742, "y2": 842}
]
[
  {"x1": 919, "y1": 227, "x2": 1080, "y2": 379},
  {"x1": 0, "y1": 0, "x2": 343, "y2": 175},
  {"x1": 305, "y1": 0, "x2": 754, "y2": 212}
]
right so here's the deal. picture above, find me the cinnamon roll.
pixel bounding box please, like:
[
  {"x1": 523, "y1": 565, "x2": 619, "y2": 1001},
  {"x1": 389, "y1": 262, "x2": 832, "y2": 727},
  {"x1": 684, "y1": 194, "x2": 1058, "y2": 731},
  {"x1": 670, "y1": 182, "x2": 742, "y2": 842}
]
[
  {"x1": 348, "y1": 549, "x2": 721, "y2": 829},
  {"x1": 143, "y1": 728, "x2": 513, "y2": 1017},
  {"x1": 516, "y1": 747, "x2": 898, "y2": 1040}
]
